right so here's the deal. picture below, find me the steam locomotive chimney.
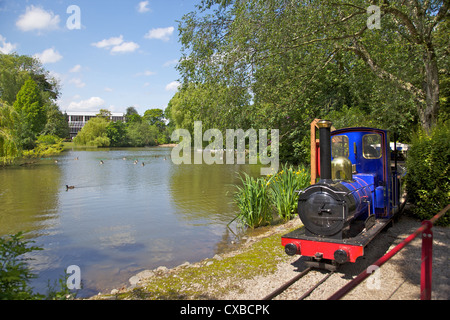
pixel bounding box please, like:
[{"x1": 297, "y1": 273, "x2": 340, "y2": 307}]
[{"x1": 317, "y1": 120, "x2": 332, "y2": 182}]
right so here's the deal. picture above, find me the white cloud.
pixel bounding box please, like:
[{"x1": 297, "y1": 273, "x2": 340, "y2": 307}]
[
  {"x1": 137, "y1": 1, "x2": 151, "y2": 13},
  {"x1": 92, "y1": 35, "x2": 139, "y2": 54},
  {"x1": 67, "y1": 97, "x2": 105, "y2": 111},
  {"x1": 144, "y1": 27, "x2": 174, "y2": 42},
  {"x1": 33, "y1": 47, "x2": 63, "y2": 64},
  {"x1": 110, "y1": 41, "x2": 140, "y2": 54},
  {"x1": 16, "y1": 5, "x2": 60, "y2": 32},
  {"x1": 165, "y1": 81, "x2": 180, "y2": 91},
  {"x1": 92, "y1": 35, "x2": 124, "y2": 49},
  {"x1": 135, "y1": 70, "x2": 156, "y2": 77},
  {"x1": 69, "y1": 78, "x2": 86, "y2": 88},
  {"x1": 104, "y1": 87, "x2": 113, "y2": 92},
  {"x1": 69, "y1": 64, "x2": 82, "y2": 73},
  {"x1": 0, "y1": 35, "x2": 17, "y2": 54}
]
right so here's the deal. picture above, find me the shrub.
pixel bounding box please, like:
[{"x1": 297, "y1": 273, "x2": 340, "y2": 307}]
[
  {"x1": 405, "y1": 120, "x2": 450, "y2": 226},
  {"x1": 0, "y1": 232, "x2": 42, "y2": 299},
  {"x1": 0, "y1": 232, "x2": 76, "y2": 300},
  {"x1": 23, "y1": 134, "x2": 64, "y2": 158}
]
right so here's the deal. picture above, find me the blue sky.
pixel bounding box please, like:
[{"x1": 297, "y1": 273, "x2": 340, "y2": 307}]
[{"x1": 0, "y1": 0, "x2": 198, "y2": 115}]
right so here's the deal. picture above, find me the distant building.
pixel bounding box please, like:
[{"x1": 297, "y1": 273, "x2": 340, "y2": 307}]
[{"x1": 66, "y1": 111, "x2": 126, "y2": 139}]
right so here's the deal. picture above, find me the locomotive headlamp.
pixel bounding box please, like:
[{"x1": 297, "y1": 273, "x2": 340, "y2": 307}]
[
  {"x1": 334, "y1": 249, "x2": 349, "y2": 264},
  {"x1": 285, "y1": 243, "x2": 300, "y2": 256}
]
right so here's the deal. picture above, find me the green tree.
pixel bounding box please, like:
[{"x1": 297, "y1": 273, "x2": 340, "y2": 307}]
[
  {"x1": 178, "y1": 0, "x2": 448, "y2": 133},
  {"x1": 42, "y1": 103, "x2": 70, "y2": 139},
  {"x1": 73, "y1": 117, "x2": 110, "y2": 147},
  {"x1": 143, "y1": 108, "x2": 165, "y2": 128},
  {"x1": 0, "y1": 101, "x2": 21, "y2": 165},
  {"x1": 0, "y1": 53, "x2": 59, "y2": 105},
  {"x1": 96, "y1": 109, "x2": 112, "y2": 119},
  {"x1": 106, "y1": 121, "x2": 128, "y2": 147},
  {"x1": 126, "y1": 106, "x2": 138, "y2": 115},
  {"x1": 13, "y1": 78, "x2": 47, "y2": 149},
  {"x1": 167, "y1": 83, "x2": 250, "y2": 134},
  {"x1": 127, "y1": 122, "x2": 158, "y2": 147}
]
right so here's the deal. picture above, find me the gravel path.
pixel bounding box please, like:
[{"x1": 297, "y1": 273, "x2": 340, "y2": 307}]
[{"x1": 220, "y1": 213, "x2": 449, "y2": 300}]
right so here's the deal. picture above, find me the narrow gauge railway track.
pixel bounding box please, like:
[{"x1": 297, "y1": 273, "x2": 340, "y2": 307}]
[{"x1": 262, "y1": 267, "x2": 334, "y2": 300}]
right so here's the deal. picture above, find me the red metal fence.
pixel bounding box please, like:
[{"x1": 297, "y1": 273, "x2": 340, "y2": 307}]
[{"x1": 328, "y1": 204, "x2": 450, "y2": 300}]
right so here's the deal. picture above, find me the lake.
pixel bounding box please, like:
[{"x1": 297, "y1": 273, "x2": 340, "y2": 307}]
[{"x1": 0, "y1": 147, "x2": 264, "y2": 297}]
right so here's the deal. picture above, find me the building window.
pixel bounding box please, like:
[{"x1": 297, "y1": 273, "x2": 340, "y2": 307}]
[{"x1": 70, "y1": 115, "x2": 83, "y2": 122}]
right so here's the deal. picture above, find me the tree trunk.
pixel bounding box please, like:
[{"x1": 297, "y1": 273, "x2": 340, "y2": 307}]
[{"x1": 421, "y1": 41, "x2": 441, "y2": 132}]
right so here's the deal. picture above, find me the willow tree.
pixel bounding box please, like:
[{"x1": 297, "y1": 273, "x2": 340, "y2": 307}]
[
  {"x1": 178, "y1": 0, "x2": 449, "y2": 133},
  {"x1": 0, "y1": 101, "x2": 21, "y2": 165}
]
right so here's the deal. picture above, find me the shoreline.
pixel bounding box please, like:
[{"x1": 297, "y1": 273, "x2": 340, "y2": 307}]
[
  {"x1": 89, "y1": 217, "x2": 303, "y2": 300},
  {"x1": 89, "y1": 208, "x2": 449, "y2": 300}
]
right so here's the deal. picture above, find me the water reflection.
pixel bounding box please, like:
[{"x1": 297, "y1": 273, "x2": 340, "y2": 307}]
[
  {"x1": 0, "y1": 147, "x2": 262, "y2": 297},
  {"x1": 0, "y1": 164, "x2": 61, "y2": 236}
]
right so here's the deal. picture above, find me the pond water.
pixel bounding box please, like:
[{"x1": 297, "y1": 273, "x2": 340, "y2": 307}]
[{"x1": 0, "y1": 147, "x2": 264, "y2": 297}]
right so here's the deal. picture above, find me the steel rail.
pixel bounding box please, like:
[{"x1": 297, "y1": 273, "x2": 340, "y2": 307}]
[
  {"x1": 298, "y1": 271, "x2": 334, "y2": 300},
  {"x1": 262, "y1": 267, "x2": 312, "y2": 300}
]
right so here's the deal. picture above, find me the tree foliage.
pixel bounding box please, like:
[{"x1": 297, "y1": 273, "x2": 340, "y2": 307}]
[
  {"x1": 174, "y1": 0, "x2": 449, "y2": 161},
  {"x1": 73, "y1": 117, "x2": 111, "y2": 147},
  {"x1": 13, "y1": 78, "x2": 47, "y2": 144},
  {"x1": 0, "y1": 101, "x2": 21, "y2": 165},
  {"x1": 0, "y1": 232, "x2": 42, "y2": 300},
  {"x1": 0, "y1": 232, "x2": 76, "y2": 300},
  {"x1": 0, "y1": 53, "x2": 67, "y2": 162},
  {"x1": 74, "y1": 108, "x2": 168, "y2": 148},
  {"x1": 0, "y1": 53, "x2": 59, "y2": 106},
  {"x1": 405, "y1": 120, "x2": 450, "y2": 226}
]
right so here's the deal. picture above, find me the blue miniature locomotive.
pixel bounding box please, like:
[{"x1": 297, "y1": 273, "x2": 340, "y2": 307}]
[{"x1": 282, "y1": 120, "x2": 405, "y2": 268}]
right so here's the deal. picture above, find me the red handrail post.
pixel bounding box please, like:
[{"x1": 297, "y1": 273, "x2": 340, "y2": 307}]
[{"x1": 420, "y1": 220, "x2": 433, "y2": 300}]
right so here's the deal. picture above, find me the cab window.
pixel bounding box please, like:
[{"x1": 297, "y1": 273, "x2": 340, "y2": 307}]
[
  {"x1": 363, "y1": 134, "x2": 382, "y2": 159},
  {"x1": 332, "y1": 135, "x2": 349, "y2": 158}
]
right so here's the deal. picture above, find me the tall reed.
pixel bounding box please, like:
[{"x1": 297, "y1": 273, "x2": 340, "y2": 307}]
[
  {"x1": 233, "y1": 172, "x2": 272, "y2": 228},
  {"x1": 233, "y1": 165, "x2": 311, "y2": 228},
  {"x1": 268, "y1": 164, "x2": 310, "y2": 221}
]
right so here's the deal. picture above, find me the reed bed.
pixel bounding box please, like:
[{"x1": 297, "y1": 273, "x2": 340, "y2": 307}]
[{"x1": 233, "y1": 164, "x2": 310, "y2": 228}]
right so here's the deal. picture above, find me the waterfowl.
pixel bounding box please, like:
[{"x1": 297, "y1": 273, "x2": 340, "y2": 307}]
[
  {"x1": 141, "y1": 162, "x2": 145, "y2": 166},
  {"x1": 100, "y1": 160, "x2": 104, "y2": 164},
  {"x1": 66, "y1": 185, "x2": 75, "y2": 190},
  {"x1": 134, "y1": 159, "x2": 138, "y2": 164}
]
